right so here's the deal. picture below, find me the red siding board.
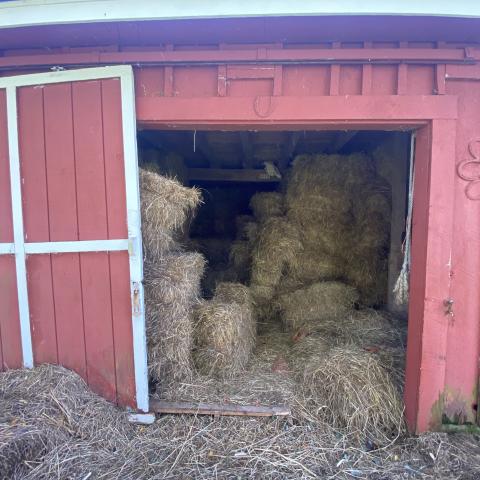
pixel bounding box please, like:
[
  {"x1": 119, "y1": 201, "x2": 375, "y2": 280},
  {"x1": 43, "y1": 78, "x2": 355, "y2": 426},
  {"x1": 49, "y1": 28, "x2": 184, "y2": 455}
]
[
  {"x1": 102, "y1": 79, "x2": 136, "y2": 405},
  {"x1": 72, "y1": 80, "x2": 108, "y2": 241},
  {"x1": 101, "y1": 79, "x2": 128, "y2": 239},
  {"x1": 18, "y1": 86, "x2": 49, "y2": 242},
  {"x1": 52, "y1": 253, "x2": 87, "y2": 379},
  {"x1": 41, "y1": 82, "x2": 88, "y2": 377},
  {"x1": 0, "y1": 256, "x2": 22, "y2": 369},
  {"x1": 43, "y1": 83, "x2": 79, "y2": 241},
  {"x1": 109, "y1": 251, "x2": 136, "y2": 408},
  {"x1": 0, "y1": 89, "x2": 13, "y2": 243},
  {"x1": 27, "y1": 255, "x2": 57, "y2": 364},
  {"x1": 18, "y1": 87, "x2": 58, "y2": 365},
  {"x1": 80, "y1": 252, "x2": 117, "y2": 403}
]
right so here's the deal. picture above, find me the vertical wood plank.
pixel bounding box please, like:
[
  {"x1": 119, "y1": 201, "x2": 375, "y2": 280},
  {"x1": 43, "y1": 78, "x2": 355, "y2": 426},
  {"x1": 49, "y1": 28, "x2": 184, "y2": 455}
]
[
  {"x1": 51, "y1": 253, "x2": 87, "y2": 378},
  {"x1": 329, "y1": 42, "x2": 341, "y2": 96},
  {"x1": 362, "y1": 42, "x2": 373, "y2": 95},
  {"x1": 0, "y1": 255, "x2": 22, "y2": 369},
  {"x1": 273, "y1": 65, "x2": 283, "y2": 96},
  {"x1": 101, "y1": 79, "x2": 128, "y2": 240},
  {"x1": 109, "y1": 251, "x2": 136, "y2": 407},
  {"x1": 102, "y1": 79, "x2": 136, "y2": 407},
  {"x1": 435, "y1": 64, "x2": 446, "y2": 95},
  {"x1": 79, "y1": 251, "x2": 117, "y2": 402},
  {"x1": 26, "y1": 255, "x2": 58, "y2": 364},
  {"x1": 72, "y1": 80, "x2": 116, "y2": 402},
  {"x1": 0, "y1": 89, "x2": 13, "y2": 244},
  {"x1": 18, "y1": 87, "x2": 58, "y2": 364},
  {"x1": 397, "y1": 65, "x2": 408, "y2": 95},
  {"x1": 217, "y1": 65, "x2": 227, "y2": 97},
  {"x1": 43, "y1": 83, "x2": 87, "y2": 378}
]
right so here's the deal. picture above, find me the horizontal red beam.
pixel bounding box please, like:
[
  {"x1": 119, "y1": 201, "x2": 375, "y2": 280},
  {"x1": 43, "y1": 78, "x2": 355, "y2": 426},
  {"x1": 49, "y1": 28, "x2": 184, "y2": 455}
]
[
  {"x1": 136, "y1": 95, "x2": 458, "y2": 127},
  {"x1": 0, "y1": 48, "x2": 472, "y2": 70},
  {"x1": 446, "y1": 64, "x2": 480, "y2": 80}
]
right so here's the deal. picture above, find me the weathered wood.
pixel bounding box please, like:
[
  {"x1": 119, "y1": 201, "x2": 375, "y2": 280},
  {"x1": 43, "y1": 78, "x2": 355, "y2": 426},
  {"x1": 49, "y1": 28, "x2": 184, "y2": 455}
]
[
  {"x1": 188, "y1": 167, "x2": 280, "y2": 183},
  {"x1": 150, "y1": 399, "x2": 291, "y2": 417}
]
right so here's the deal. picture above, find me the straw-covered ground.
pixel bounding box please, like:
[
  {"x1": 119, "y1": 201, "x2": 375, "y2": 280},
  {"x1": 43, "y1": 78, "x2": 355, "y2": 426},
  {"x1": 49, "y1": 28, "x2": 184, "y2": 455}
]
[{"x1": 1, "y1": 365, "x2": 480, "y2": 480}]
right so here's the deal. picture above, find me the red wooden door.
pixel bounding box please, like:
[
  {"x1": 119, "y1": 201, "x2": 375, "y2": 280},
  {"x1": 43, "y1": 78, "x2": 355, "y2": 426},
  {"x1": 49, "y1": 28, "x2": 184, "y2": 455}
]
[{"x1": 0, "y1": 67, "x2": 148, "y2": 411}]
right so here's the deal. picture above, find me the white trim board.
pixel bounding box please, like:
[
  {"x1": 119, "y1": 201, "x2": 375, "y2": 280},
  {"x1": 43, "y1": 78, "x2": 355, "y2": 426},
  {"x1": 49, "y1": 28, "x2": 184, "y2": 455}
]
[
  {"x1": 6, "y1": 84, "x2": 33, "y2": 369},
  {"x1": 24, "y1": 239, "x2": 129, "y2": 254},
  {"x1": 0, "y1": 243, "x2": 15, "y2": 255},
  {"x1": 0, "y1": 0, "x2": 479, "y2": 29}
]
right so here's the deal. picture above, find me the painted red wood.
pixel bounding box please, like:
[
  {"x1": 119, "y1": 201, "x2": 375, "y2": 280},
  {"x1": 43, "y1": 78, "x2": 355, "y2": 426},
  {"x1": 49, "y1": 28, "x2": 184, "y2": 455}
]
[
  {"x1": 136, "y1": 95, "x2": 457, "y2": 127},
  {"x1": 42, "y1": 83, "x2": 87, "y2": 378},
  {"x1": 405, "y1": 120, "x2": 457, "y2": 432},
  {"x1": 444, "y1": 80, "x2": 480, "y2": 425},
  {"x1": 17, "y1": 87, "x2": 58, "y2": 365},
  {"x1": 0, "y1": 89, "x2": 22, "y2": 370},
  {"x1": 0, "y1": 46, "x2": 469, "y2": 70},
  {"x1": 72, "y1": 80, "x2": 116, "y2": 402},
  {"x1": 0, "y1": 90, "x2": 13, "y2": 244},
  {"x1": 0, "y1": 256, "x2": 22, "y2": 369},
  {"x1": 101, "y1": 79, "x2": 136, "y2": 406},
  {"x1": 404, "y1": 127, "x2": 430, "y2": 431},
  {"x1": 15, "y1": 76, "x2": 135, "y2": 407}
]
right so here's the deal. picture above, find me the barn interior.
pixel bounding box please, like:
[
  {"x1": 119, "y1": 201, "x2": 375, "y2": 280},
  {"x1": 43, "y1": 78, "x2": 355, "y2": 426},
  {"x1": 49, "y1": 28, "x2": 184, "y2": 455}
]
[{"x1": 137, "y1": 128, "x2": 411, "y2": 442}]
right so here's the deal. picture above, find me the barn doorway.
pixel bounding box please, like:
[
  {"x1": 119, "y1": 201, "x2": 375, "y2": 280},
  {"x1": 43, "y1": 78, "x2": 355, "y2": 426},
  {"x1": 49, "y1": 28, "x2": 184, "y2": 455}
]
[{"x1": 138, "y1": 128, "x2": 412, "y2": 443}]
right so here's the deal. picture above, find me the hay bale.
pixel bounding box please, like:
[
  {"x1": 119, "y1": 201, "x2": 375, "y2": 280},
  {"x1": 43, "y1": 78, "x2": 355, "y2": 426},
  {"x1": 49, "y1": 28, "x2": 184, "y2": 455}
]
[
  {"x1": 289, "y1": 248, "x2": 343, "y2": 284},
  {"x1": 215, "y1": 282, "x2": 253, "y2": 307},
  {"x1": 278, "y1": 281, "x2": 359, "y2": 332},
  {"x1": 194, "y1": 299, "x2": 256, "y2": 378},
  {"x1": 250, "y1": 217, "x2": 302, "y2": 290},
  {"x1": 140, "y1": 167, "x2": 202, "y2": 259},
  {"x1": 250, "y1": 192, "x2": 285, "y2": 221},
  {"x1": 144, "y1": 252, "x2": 206, "y2": 383},
  {"x1": 300, "y1": 345, "x2": 405, "y2": 444}
]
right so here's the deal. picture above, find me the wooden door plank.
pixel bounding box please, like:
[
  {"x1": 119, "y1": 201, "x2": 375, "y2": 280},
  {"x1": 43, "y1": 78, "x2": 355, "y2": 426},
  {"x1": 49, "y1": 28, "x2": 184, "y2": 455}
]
[
  {"x1": 43, "y1": 83, "x2": 87, "y2": 378},
  {"x1": 102, "y1": 79, "x2": 136, "y2": 407},
  {"x1": 0, "y1": 90, "x2": 13, "y2": 244},
  {"x1": 72, "y1": 80, "x2": 117, "y2": 403},
  {"x1": 0, "y1": 256, "x2": 22, "y2": 369},
  {"x1": 18, "y1": 87, "x2": 57, "y2": 364}
]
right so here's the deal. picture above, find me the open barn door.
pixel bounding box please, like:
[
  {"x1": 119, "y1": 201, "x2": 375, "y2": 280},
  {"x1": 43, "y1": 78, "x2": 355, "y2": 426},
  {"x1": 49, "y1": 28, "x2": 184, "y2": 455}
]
[{"x1": 0, "y1": 67, "x2": 148, "y2": 411}]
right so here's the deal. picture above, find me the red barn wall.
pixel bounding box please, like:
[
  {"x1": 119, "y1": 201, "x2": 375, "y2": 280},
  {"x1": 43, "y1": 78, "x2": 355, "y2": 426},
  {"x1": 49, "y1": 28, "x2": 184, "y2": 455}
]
[{"x1": 0, "y1": 35, "x2": 479, "y2": 431}]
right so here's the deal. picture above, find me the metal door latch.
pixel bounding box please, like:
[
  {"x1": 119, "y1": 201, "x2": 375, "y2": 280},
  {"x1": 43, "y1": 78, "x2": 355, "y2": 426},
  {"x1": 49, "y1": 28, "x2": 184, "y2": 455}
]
[
  {"x1": 132, "y1": 282, "x2": 142, "y2": 316},
  {"x1": 443, "y1": 298, "x2": 454, "y2": 317}
]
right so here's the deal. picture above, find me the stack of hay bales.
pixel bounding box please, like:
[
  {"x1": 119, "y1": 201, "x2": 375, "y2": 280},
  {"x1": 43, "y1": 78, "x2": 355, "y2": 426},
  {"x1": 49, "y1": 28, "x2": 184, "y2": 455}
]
[
  {"x1": 247, "y1": 153, "x2": 391, "y2": 317},
  {"x1": 193, "y1": 282, "x2": 256, "y2": 378},
  {"x1": 140, "y1": 165, "x2": 206, "y2": 384}
]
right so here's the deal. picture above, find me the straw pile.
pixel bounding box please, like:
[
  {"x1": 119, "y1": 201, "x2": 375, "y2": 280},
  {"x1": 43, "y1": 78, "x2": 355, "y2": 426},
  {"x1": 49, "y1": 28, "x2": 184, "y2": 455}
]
[
  {"x1": 140, "y1": 166, "x2": 206, "y2": 384},
  {"x1": 194, "y1": 283, "x2": 256, "y2": 378},
  {"x1": 300, "y1": 345, "x2": 405, "y2": 444},
  {"x1": 1, "y1": 365, "x2": 478, "y2": 479}
]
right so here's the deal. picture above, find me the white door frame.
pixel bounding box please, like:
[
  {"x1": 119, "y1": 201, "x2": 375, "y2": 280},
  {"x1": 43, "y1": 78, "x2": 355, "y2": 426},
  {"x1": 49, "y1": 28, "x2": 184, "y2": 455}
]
[{"x1": 0, "y1": 66, "x2": 148, "y2": 412}]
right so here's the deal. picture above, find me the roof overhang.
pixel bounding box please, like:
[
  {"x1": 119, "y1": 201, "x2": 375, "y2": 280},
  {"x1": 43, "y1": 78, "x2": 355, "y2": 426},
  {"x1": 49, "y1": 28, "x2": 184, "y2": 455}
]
[{"x1": 1, "y1": 0, "x2": 480, "y2": 29}]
